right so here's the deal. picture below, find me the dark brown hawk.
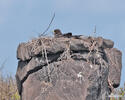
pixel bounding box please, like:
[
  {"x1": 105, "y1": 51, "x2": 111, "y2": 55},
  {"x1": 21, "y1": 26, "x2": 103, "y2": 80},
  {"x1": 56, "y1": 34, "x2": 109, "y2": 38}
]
[{"x1": 54, "y1": 29, "x2": 72, "y2": 38}]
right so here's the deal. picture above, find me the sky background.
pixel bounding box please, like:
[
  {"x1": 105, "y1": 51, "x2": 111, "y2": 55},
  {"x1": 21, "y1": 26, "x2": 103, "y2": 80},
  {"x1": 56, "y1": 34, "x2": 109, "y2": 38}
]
[{"x1": 0, "y1": 0, "x2": 124, "y2": 86}]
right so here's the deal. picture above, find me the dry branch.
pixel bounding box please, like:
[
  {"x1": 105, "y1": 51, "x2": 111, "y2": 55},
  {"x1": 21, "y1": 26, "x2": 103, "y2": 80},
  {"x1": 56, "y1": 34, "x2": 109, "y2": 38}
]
[{"x1": 39, "y1": 13, "x2": 55, "y2": 37}]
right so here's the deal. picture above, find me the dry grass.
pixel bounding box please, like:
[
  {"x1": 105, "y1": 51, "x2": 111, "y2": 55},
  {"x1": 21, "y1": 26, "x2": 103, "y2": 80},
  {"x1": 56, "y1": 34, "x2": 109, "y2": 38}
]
[
  {"x1": 0, "y1": 73, "x2": 20, "y2": 100},
  {"x1": 109, "y1": 84, "x2": 125, "y2": 100}
]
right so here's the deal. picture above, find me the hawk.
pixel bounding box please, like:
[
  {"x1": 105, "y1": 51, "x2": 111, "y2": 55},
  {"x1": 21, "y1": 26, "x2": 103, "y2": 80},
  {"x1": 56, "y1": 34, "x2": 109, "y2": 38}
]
[{"x1": 54, "y1": 29, "x2": 72, "y2": 38}]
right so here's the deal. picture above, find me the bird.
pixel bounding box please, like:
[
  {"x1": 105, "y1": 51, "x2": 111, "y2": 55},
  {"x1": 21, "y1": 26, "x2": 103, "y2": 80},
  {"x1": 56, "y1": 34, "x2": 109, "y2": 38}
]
[
  {"x1": 53, "y1": 29, "x2": 62, "y2": 38},
  {"x1": 54, "y1": 29, "x2": 72, "y2": 38}
]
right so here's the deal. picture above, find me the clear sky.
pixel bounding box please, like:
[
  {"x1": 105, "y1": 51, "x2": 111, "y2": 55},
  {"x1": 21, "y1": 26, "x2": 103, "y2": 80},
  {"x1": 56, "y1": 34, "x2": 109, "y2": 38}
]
[{"x1": 0, "y1": 0, "x2": 124, "y2": 86}]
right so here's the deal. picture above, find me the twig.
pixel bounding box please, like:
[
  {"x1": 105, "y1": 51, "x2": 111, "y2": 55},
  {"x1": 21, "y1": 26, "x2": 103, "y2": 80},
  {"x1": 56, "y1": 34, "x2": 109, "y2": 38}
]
[
  {"x1": 87, "y1": 38, "x2": 97, "y2": 63},
  {"x1": 39, "y1": 13, "x2": 55, "y2": 37},
  {"x1": 93, "y1": 25, "x2": 96, "y2": 37},
  {"x1": 40, "y1": 39, "x2": 51, "y2": 82},
  {"x1": 108, "y1": 79, "x2": 114, "y2": 92},
  {"x1": 0, "y1": 59, "x2": 7, "y2": 71}
]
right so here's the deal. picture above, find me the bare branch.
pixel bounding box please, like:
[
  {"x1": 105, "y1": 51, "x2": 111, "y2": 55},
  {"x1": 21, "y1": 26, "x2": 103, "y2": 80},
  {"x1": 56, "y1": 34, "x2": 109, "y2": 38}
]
[
  {"x1": 0, "y1": 59, "x2": 7, "y2": 71},
  {"x1": 94, "y1": 25, "x2": 96, "y2": 34},
  {"x1": 39, "y1": 13, "x2": 55, "y2": 37}
]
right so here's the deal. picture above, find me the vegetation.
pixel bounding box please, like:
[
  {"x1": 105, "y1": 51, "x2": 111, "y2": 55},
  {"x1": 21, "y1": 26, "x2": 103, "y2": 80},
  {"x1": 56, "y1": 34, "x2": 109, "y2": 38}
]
[
  {"x1": 0, "y1": 73, "x2": 20, "y2": 100},
  {"x1": 0, "y1": 61, "x2": 20, "y2": 100},
  {"x1": 110, "y1": 84, "x2": 125, "y2": 100}
]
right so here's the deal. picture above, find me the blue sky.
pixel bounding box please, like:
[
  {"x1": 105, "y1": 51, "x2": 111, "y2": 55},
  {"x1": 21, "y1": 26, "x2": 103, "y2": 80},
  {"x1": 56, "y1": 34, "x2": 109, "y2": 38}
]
[{"x1": 0, "y1": 0, "x2": 124, "y2": 86}]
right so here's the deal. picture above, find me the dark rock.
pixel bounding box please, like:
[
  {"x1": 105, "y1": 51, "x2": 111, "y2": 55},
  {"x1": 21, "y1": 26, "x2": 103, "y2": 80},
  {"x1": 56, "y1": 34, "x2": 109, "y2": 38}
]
[
  {"x1": 105, "y1": 48, "x2": 122, "y2": 87},
  {"x1": 17, "y1": 37, "x2": 114, "y2": 61},
  {"x1": 16, "y1": 35, "x2": 122, "y2": 100},
  {"x1": 63, "y1": 32, "x2": 72, "y2": 38}
]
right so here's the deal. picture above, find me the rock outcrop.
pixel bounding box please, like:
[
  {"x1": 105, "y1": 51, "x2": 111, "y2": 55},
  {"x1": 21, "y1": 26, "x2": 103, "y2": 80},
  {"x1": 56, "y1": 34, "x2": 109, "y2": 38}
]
[{"x1": 16, "y1": 35, "x2": 122, "y2": 100}]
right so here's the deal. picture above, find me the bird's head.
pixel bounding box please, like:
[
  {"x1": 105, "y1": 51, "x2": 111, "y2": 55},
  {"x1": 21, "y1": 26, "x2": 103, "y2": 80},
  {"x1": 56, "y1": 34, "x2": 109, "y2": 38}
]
[{"x1": 53, "y1": 29, "x2": 62, "y2": 35}]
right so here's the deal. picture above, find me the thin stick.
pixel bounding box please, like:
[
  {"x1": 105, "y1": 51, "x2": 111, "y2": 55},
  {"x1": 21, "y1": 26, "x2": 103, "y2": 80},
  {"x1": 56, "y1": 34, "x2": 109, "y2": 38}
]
[
  {"x1": 0, "y1": 59, "x2": 7, "y2": 71},
  {"x1": 39, "y1": 13, "x2": 55, "y2": 37}
]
